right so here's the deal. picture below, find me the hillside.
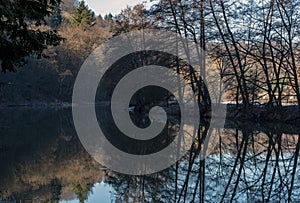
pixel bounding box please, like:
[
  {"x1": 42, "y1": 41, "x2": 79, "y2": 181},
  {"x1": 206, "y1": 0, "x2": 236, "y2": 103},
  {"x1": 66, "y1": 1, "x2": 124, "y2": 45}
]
[{"x1": 0, "y1": 0, "x2": 112, "y2": 106}]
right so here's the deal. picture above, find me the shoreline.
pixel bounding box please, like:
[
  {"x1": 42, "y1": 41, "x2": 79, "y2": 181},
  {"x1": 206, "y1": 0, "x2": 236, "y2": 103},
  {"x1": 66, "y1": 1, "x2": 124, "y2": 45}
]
[
  {"x1": 1, "y1": 102, "x2": 299, "y2": 124},
  {"x1": 225, "y1": 104, "x2": 300, "y2": 124}
]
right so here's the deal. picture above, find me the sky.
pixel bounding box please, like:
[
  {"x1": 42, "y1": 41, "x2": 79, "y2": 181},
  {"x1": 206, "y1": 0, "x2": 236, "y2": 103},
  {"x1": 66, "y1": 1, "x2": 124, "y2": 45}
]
[{"x1": 84, "y1": 0, "x2": 153, "y2": 16}]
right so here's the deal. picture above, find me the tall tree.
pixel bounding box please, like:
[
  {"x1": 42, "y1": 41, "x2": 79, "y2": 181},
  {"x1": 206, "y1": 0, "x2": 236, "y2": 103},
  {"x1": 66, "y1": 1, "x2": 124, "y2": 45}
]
[
  {"x1": 71, "y1": 0, "x2": 96, "y2": 27},
  {"x1": 0, "y1": 0, "x2": 64, "y2": 72}
]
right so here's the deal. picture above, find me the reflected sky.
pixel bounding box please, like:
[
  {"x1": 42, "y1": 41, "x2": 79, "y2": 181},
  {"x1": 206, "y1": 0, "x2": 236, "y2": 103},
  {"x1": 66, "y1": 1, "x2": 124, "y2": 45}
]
[
  {"x1": 60, "y1": 182, "x2": 114, "y2": 203},
  {"x1": 0, "y1": 108, "x2": 299, "y2": 202}
]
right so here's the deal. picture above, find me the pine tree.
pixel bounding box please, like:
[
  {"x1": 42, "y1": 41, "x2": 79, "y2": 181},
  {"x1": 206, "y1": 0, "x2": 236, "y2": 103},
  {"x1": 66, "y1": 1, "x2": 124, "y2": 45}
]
[
  {"x1": 71, "y1": 1, "x2": 95, "y2": 27},
  {"x1": 104, "y1": 13, "x2": 113, "y2": 21}
]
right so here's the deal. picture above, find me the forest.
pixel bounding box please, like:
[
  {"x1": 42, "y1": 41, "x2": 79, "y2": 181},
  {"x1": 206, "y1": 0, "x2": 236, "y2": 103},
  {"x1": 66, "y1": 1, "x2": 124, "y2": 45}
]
[
  {"x1": 1, "y1": 0, "x2": 299, "y2": 114},
  {"x1": 1, "y1": 1, "x2": 300, "y2": 202}
]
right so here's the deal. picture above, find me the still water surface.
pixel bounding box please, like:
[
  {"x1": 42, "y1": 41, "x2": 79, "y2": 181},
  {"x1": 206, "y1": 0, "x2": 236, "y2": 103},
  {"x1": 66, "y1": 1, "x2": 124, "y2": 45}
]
[{"x1": 0, "y1": 108, "x2": 299, "y2": 202}]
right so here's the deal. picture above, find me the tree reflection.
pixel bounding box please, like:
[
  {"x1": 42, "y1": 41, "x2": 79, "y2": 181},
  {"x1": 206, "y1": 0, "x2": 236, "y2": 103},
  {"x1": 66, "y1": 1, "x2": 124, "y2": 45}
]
[
  {"x1": 0, "y1": 108, "x2": 104, "y2": 202},
  {"x1": 106, "y1": 123, "x2": 300, "y2": 202},
  {"x1": 72, "y1": 182, "x2": 93, "y2": 203},
  {"x1": 1, "y1": 108, "x2": 299, "y2": 202}
]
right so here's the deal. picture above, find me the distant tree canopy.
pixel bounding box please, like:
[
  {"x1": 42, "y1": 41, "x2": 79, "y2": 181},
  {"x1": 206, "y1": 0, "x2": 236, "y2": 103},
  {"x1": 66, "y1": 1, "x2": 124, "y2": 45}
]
[
  {"x1": 104, "y1": 13, "x2": 113, "y2": 21},
  {"x1": 71, "y1": 0, "x2": 95, "y2": 27},
  {"x1": 114, "y1": 4, "x2": 153, "y2": 36},
  {"x1": 0, "y1": 0, "x2": 64, "y2": 73}
]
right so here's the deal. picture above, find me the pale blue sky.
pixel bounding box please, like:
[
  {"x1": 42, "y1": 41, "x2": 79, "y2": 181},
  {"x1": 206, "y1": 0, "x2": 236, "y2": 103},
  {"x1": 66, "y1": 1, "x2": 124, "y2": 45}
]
[{"x1": 85, "y1": 0, "x2": 153, "y2": 16}]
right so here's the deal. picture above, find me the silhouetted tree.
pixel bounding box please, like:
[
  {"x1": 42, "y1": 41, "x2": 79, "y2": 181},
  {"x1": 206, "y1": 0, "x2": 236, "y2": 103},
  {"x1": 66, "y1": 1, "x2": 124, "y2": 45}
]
[
  {"x1": 104, "y1": 13, "x2": 113, "y2": 21},
  {"x1": 0, "y1": 0, "x2": 64, "y2": 72}
]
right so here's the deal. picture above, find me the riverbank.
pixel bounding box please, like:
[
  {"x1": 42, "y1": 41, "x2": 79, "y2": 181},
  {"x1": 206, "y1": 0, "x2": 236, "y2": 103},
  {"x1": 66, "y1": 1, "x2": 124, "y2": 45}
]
[
  {"x1": 225, "y1": 104, "x2": 300, "y2": 124},
  {"x1": 0, "y1": 102, "x2": 299, "y2": 124},
  {"x1": 0, "y1": 102, "x2": 72, "y2": 109}
]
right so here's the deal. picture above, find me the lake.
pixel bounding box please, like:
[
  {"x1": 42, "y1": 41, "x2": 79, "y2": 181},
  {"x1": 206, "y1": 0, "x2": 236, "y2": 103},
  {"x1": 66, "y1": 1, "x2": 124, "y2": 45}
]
[{"x1": 0, "y1": 107, "x2": 299, "y2": 202}]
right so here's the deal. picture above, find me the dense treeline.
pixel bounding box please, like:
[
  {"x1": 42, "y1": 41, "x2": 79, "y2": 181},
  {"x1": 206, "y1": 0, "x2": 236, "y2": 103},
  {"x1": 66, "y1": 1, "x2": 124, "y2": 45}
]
[
  {"x1": 113, "y1": 0, "x2": 300, "y2": 108},
  {"x1": 0, "y1": 0, "x2": 112, "y2": 105},
  {"x1": 1, "y1": 0, "x2": 300, "y2": 109}
]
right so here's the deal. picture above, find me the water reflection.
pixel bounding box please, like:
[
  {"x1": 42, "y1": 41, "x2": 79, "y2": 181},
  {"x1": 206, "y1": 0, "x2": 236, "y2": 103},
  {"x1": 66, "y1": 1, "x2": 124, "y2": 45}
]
[
  {"x1": 0, "y1": 108, "x2": 299, "y2": 202},
  {"x1": 0, "y1": 108, "x2": 105, "y2": 202}
]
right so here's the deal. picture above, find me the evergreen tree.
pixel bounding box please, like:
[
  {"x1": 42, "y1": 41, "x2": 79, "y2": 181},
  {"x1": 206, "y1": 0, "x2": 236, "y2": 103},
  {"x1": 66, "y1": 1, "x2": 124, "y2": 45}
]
[
  {"x1": 97, "y1": 14, "x2": 106, "y2": 28},
  {"x1": 103, "y1": 13, "x2": 114, "y2": 32},
  {"x1": 71, "y1": 1, "x2": 96, "y2": 27},
  {"x1": 47, "y1": 3, "x2": 62, "y2": 29},
  {"x1": 98, "y1": 14, "x2": 103, "y2": 21},
  {"x1": 72, "y1": 182, "x2": 93, "y2": 203},
  {"x1": 104, "y1": 13, "x2": 113, "y2": 21},
  {"x1": 0, "y1": 0, "x2": 64, "y2": 72}
]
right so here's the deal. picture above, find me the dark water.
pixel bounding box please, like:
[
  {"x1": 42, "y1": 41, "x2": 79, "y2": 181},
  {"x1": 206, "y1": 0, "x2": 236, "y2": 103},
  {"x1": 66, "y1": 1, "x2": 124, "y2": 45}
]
[{"x1": 0, "y1": 108, "x2": 299, "y2": 202}]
